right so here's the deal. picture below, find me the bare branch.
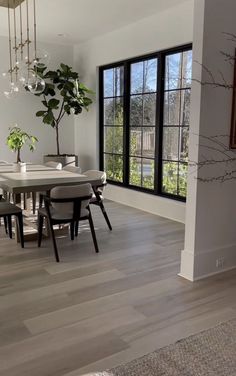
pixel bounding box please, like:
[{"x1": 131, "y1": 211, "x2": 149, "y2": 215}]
[{"x1": 192, "y1": 60, "x2": 233, "y2": 89}]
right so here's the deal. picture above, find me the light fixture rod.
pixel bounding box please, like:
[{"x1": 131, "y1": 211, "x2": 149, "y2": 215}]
[
  {"x1": 7, "y1": 0, "x2": 13, "y2": 82},
  {"x1": 26, "y1": 0, "x2": 30, "y2": 69},
  {"x1": 19, "y1": 2, "x2": 23, "y2": 60},
  {"x1": 33, "y1": 0, "x2": 36, "y2": 60},
  {"x1": 13, "y1": 0, "x2": 18, "y2": 80}
]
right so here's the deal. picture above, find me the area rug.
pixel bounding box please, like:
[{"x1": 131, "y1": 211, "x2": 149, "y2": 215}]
[{"x1": 86, "y1": 319, "x2": 236, "y2": 376}]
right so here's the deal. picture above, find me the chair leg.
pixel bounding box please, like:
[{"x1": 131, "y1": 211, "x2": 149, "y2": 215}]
[
  {"x1": 88, "y1": 208, "x2": 99, "y2": 253},
  {"x1": 16, "y1": 213, "x2": 24, "y2": 248},
  {"x1": 48, "y1": 221, "x2": 60, "y2": 262},
  {"x1": 7, "y1": 215, "x2": 12, "y2": 239},
  {"x1": 70, "y1": 221, "x2": 75, "y2": 241},
  {"x1": 32, "y1": 192, "x2": 37, "y2": 214},
  {"x1": 23, "y1": 193, "x2": 27, "y2": 210},
  {"x1": 39, "y1": 194, "x2": 44, "y2": 208},
  {"x1": 99, "y1": 201, "x2": 112, "y2": 231},
  {"x1": 38, "y1": 214, "x2": 44, "y2": 247},
  {"x1": 75, "y1": 221, "x2": 79, "y2": 237},
  {"x1": 3, "y1": 216, "x2": 8, "y2": 234}
]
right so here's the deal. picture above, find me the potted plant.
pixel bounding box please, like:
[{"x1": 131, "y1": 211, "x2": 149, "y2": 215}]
[
  {"x1": 6, "y1": 126, "x2": 38, "y2": 172},
  {"x1": 31, "y1": 63, "x2": 93, "y2": 167}
]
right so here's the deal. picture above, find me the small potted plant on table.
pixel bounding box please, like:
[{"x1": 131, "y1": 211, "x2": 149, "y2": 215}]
[
  {"x1": 30, "y1": 63, "x2": 93, "y2": 167},
  {"x1": 6, "y1": 126, "x2": 38, "y2": 172}
]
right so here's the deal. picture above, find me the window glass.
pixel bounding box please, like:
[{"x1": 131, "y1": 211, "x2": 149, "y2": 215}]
[{"x1": 101, "y1": 47, "x2": 192, "y2": 200}]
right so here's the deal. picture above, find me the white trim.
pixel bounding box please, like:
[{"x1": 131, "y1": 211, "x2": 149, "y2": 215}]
[
  {"x1": 180, "y1": 243, "x2": 236, "y2": 281},
  {"x1": 105, "y1": 184, "x2": 186, "y2": 223}
]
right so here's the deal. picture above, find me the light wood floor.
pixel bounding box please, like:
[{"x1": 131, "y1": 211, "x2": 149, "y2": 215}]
[{"x1": 0, "y1": 200, "x2": 236, "y2": 376}]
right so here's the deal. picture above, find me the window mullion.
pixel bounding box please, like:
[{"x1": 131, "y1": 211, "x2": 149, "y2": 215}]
[
  {"x1": 99, "y1": 68, "x2": 104, "y2": 171},
  {"x1": 155, "y1": 52, "x2": 165, "y2": 195},
  {"x1": 123, "y1": 62, "x2": 130, "y2": 186}
]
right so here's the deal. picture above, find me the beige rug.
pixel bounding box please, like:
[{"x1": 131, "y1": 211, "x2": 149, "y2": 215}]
[{"x1": 86, "y1": 319, "x2": 236, "y2": 376}]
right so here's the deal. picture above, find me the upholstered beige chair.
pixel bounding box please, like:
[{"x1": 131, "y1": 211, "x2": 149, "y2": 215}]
[
  {"x1": 44, "y1": 161, "x2": 62, "y2": 170},
  {"x1": 83, "y1": 170, "x2": 112, "y2": 231},
  {"x1": 34, "y1": 161, "x2": 63, "y2": 211},
  {"x1": 63, "y1": 165, "x2": 82, "y2": 174},
  {"x1": 38, "y1": 183, "x2": 99, "y2": 262}
]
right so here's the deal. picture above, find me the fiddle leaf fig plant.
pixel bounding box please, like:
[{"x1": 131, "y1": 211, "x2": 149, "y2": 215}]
[
  {"x1": 6, "y1": 126, "x2": 38, "y2": 163},
  {"x1": 33, "y1": 63, "x2": 94, "y2": 156}
]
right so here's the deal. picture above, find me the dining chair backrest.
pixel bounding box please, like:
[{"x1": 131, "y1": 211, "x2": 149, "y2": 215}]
[
  {"x1": 83, "y1": 170, "x2": 106, "y2": 192},
  {"x1": 63, "y1": 165, "x2": 82, "y2": 174},
  {"x1": 45, "y1": 161, "x2": 62, "y2": 170},
  {"x1": 50, "y1": 183, "x2": 93, "y2": 217}
]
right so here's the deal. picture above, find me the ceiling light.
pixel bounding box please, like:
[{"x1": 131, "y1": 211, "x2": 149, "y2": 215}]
[{"x1": 1, "y1": 0, "x2": 48, "y2": 98}]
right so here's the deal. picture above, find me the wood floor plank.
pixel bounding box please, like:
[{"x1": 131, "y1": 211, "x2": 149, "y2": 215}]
[
  {"x1": 0, "y1": 307, "x2": 144, "y2": 372},
  {"x1": 0, "y1": 333, "x2": 128, "y2": 376},
  {"x1": 0, "y1": 201, "x2": 235, "y2": 376}
]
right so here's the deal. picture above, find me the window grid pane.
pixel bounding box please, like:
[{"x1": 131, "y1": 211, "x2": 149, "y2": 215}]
[
  {"x1": 129, "y1": 58, "x2": 158, "y2": 191},
  {"x1": 100, "y1": 46, "x2": 192, "y2": 201},
  {"x1": 102, "y1": 66, "x2": 124, "y2": 183},
  {"x1": 162, "y1": 49, "x2": 192, "y2": 197}
]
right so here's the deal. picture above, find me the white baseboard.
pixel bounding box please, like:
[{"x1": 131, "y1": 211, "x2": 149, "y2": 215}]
[
  {"x1": 180, "y1": 243, "x2": 236, "y2": 281},
  {"x1": 105, "y1": 184, "x2": 186, "y2": 223}
]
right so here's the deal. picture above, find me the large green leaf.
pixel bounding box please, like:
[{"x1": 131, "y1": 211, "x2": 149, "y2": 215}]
[
  {"x1": 45, "y1": 71, "x2": 58, "y2": 79},
  {"x1": 60, "y1": 63, "x2": 70, "y2": 73},
  {"x1": 36, "y1": 111, "x2": 46, "y2": 117},
  {"x1": 79, "y1": 83, "x2": 94, "y2": 94},
  {"x1": 43, "y1": 111, "x2": 54, "y2": 125},
  {"x1": 48, "y1": 98, "x2": 60, "y2": 109}
]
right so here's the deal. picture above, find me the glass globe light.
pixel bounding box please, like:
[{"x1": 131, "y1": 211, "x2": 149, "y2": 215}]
[
  {"x1": 33, "y1": 49, "x2": 50, "y2": 68},
  {"x1": 3, "y1": 82, "x2": 20, "y2": 99},
  {"x1": 18, "y1": 66, "x2": 32, "y2": 86},
  {"x1": 27, "y1": 77, "x2": 46, "y2": 94},
  {"x1": 2, "y1": 70, "x2": 10, "y2": 79}
]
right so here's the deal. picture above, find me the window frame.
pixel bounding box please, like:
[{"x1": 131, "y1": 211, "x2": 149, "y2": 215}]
[{"x1": 99, "y1": 43, "x2": 192, "y2": 202}]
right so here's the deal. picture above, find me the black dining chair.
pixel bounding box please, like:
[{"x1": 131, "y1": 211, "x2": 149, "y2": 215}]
[
  {"x1": 83, "y1": 170, "x2": 112, "y2": 231},
  {"x1": 37, "y1": 183, "x2": 99, "y2": 262},
  {"x1": 0, "y1": 195, "x2": 8, "y2": 234},
  {"x1": 0, "y1": 195, "x2": 24, "y2": 248}
]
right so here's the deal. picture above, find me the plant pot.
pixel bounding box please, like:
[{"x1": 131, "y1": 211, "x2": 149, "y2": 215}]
[
  {"x1": 43, "y1": 155, "x2": 78, "y2": 168},
  {"x1": 13, "y1": 162, "x2": 27, "y2": 173}
]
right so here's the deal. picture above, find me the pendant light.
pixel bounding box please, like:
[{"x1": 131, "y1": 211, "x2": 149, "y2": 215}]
[{"x1": 1, "y1": 0, "x2": 49, "y2": 98}]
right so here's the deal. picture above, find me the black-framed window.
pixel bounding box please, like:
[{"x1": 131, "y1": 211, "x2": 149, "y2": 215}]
[{"x1": 99, "y1": 44, "x2": 192, "y2": 201}]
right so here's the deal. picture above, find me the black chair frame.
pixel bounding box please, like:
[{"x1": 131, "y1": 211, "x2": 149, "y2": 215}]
[
  {"x1": 0, "y1": 196, "x2": 8, "y2": 235},
  {"x1": 75, "y1": 182, "x2": 112, "y2": 234},
  {"x1": 38, "y1": 194, "x2": 99, "y2": 262},
  {"x1": 93, "y1": 183, "x2": 112, "y2": 228},
  {"x1": 0, "y1": 196, "x2": 24, "y2": 248}
]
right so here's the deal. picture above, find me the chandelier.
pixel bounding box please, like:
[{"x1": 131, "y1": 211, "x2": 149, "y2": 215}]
[{"x1": 1, "y1": 0, "x2": 49, "y2": 98}]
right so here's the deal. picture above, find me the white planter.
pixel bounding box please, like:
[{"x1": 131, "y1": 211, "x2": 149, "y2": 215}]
[
  {"x1": 13, "y1": 162, "x2": 27, "y2": 173},
  {"x1": 43, "y1": 155, "x2": 78, "y2": 167}
]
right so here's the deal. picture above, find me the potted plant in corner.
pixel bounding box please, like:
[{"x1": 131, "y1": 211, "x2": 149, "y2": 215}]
[
  {"x1": 6, "y1": 126, "x2": 38, "y2": 172},
  {"x1": 31, "y1": 63, "x2": 93, "y2": 167}
]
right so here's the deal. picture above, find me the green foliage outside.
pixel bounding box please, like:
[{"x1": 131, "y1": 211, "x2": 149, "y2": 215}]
[
  {"x1": 162, "y1": 162, "x2": 188, "y2": 197},
  {"x1": 103, "y1": 52, "x2": 191, "y2": 198}
]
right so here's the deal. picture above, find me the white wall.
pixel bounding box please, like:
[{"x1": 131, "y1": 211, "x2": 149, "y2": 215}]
[
  {"x1": 0, "y1": 36, "x2": 74, "y2": 164},
  {"x1": 73, "y1": 0, "x2": 194, "y2": 223},
  {"x1": 180, "y1": 0, "x2": 236, "y2": 280}
]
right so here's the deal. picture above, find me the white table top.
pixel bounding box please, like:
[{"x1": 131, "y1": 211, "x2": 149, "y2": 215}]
[
  {"x1": 0, "y1": 164, "x2": 100, "y2": 194},
  {"x1": 0, "y1": 164, "x2": 56, "y2": 173}
]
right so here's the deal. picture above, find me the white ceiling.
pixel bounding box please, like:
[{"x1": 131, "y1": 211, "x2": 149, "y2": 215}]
[{"x1": 0, "y1": 0, "x2": 191, "y2": 45}]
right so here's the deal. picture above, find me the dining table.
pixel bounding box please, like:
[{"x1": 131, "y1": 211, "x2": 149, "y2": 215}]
[{"x1": 0, "y1": 163, "x2": 101, "y2": 241}]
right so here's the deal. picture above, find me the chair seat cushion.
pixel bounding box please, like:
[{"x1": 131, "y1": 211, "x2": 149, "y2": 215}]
[
  {"x1": 38, "y1": 207, "x2": 89, "y2": 221},
  {"x1": 0, "y1": 202, "x2": 22, "y2": 216}
]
